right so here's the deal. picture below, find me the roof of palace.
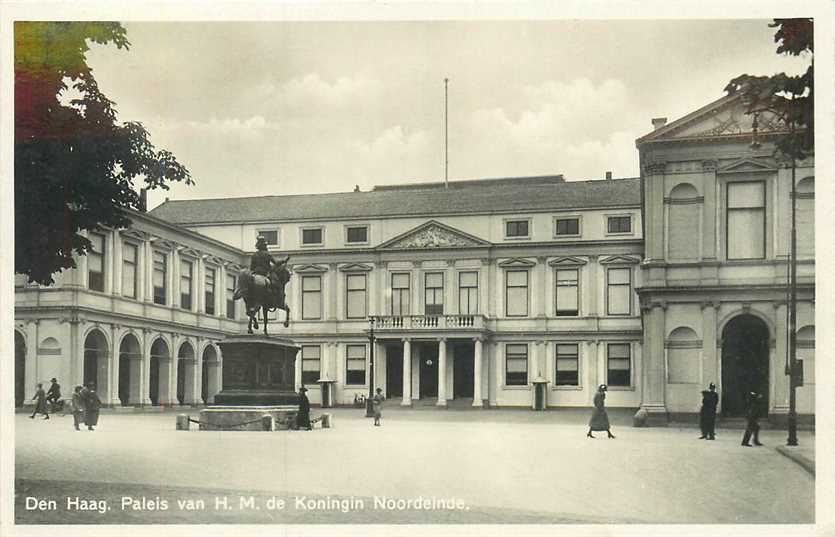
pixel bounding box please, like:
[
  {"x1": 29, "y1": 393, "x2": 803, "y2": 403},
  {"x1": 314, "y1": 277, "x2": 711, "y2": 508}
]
[{"x1": 149, "y1": 174, "x2": 641, "y2": 225}]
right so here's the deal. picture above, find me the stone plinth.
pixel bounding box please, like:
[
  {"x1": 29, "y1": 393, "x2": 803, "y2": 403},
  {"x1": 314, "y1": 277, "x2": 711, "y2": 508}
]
[
  {"x1": 214, "y1": 335, "x2": 300, "y2": 406},
  {"x1": 198, "y1": 406, "x2": 299, "y2": 431}
]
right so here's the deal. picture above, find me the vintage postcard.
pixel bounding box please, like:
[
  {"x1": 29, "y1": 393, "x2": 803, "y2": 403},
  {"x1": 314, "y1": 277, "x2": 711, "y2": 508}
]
[{"x1": 1, "y1": 1, "x2": 833, "y2": 536}]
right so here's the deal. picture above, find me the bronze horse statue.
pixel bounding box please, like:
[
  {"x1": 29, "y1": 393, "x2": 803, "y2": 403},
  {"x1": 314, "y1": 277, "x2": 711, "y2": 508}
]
[{"x1": 233, "y1": 259, "x2": 291, "y2": 335}]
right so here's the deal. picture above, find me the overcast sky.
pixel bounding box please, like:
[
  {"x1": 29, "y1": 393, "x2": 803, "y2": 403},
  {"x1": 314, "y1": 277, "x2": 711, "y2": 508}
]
[{"x1": 83, "y1": 20, "x2": 808, "y2": 209}]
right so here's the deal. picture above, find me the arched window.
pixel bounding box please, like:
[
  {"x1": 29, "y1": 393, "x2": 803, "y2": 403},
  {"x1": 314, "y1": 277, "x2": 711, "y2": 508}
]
[
  {"x1": 666, "y1": 326, "x2": 700, "y2": 383},
  {"x1": 667, "y1": 183, "x2": 701, "y2": 260}
]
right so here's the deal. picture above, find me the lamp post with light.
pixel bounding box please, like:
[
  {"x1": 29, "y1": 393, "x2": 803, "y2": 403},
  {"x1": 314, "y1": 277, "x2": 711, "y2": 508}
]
[{"x1": 365, "y1": 316, "x2": 376, "y2": 417}]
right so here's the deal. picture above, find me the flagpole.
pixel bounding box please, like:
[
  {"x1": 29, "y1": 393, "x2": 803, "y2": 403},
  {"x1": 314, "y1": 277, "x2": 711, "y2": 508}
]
[{"x1": 444, "y1": 77, "x2": 449, "y2": 189}]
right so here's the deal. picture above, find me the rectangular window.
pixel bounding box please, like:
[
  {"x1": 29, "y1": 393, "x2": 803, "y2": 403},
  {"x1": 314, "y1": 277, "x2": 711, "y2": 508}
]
[
  {"x1": 302, "y1": 228, "x2": 323, "y2": 246},
  {"x1": 555, "y1": 344, "x2": 579, "y2": 386},
  {"x1": 180, "y1": 259, "x2": 193, "y2": 310},
  {"x1": 505, "y1": 219, "x2": 529, "y2": 238},
  {"x1": 87, "y1": 233, "x2": 105, "y2": 292},
  {"x1": 346, "y1": 345, "x2": 367, "y2": 385},
  {"x1": 121, "y1": 243, "x2": 138, "y2": 299},
  {"x1": 391, "y1": 273, "x2": 410, "y2": 316},
  {"x1": 226, "y1": 274, "x2": 236, "y2": 319},
  {"x1": 346, "y1": 226, "x2": 368, "y2": 244},
  {"x1": 555, "y1": 269, "x2": 579, "y2": 316},
  {"x1": 727, "y1": 181, "x2": 765, "y2": 259},
  {"x1": 458, "y1": 271, "x2": 478, "y2": 315},
  {"x1": 606, "y1": 267, "x2": 631, "y2": 316},
  {"x1": 346, "y1": 273, "x2": 367, "y2": 319},
  {"x1": 555, "y1": 217, "x2": 580, "y2": 236},
  {"x1": 505, "y1": 344, "x2": 528, "y2": 386},
  {"x1": 607, "y1": 216, "x2": 632, "y2": 234},
  {"x1": 257, "y1": 230, "x2": 278, "y2": 246},
  {"x1": 607, "y1": 343, "x2": 631, "y2": 387},
  {"x1": 505, "y1": 270, "x2": 529, "y2": 317},
  {"x1": 205, "y1": 267, "x2": 216, "y2": 315},
  {"x1": 153, "y1": 251, "x2": 167, "y2": 305},
  {"x1": 301, "y1": 275, "x2": 322, "y2": 320},
  {"x1": 424, "y1": 272, "x2": 444, "y2": 315},
  {"x1": 301, "y1": 345, "x2": 321, "y2": 385}
]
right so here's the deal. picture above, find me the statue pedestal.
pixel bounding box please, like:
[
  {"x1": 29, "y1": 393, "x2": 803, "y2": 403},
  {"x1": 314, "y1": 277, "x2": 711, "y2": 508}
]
[{"x1": 214, "y1": 335, "x2": 301, "y2": 406}]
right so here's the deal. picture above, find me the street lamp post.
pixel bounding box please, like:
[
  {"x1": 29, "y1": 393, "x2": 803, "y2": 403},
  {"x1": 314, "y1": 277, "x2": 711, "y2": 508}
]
[
  {"x1": 787, "y1": 153, "x2": 798, "y2": 446},
  {"x1": 365, "y1": 316, "x2": 376, "y2": 418}
]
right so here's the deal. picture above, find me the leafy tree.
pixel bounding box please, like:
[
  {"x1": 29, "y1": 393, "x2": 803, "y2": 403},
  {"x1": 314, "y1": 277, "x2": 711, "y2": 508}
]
[
  {"x1": 15, "y1": 22, "x2": 192, "y2": 285},
  {"x1": 724, "y1": 18, "x2": 813, "y2": 160}
]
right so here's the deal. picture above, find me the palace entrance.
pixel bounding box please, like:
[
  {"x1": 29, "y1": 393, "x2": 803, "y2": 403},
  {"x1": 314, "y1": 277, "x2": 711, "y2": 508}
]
[
  {"x1": 419, "y1": 344, "x2": 438, "y2": 398},
  {"x1": 721, "y1": 314, "x2": 770, "y2": 417},
  {"x1": 385, "y1": 344, "x2": 403, "y2": 398}
]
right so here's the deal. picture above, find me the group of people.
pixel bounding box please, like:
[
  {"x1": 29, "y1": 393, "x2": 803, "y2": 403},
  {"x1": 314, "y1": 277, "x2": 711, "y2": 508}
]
[
  {"x1": 587, "y1": 381, "x2": 765, "y2": 446},
  {"x1": 296, "y1": 387, "x2": 385, "y2": 429},
  {"x1": 29, "y1": 378, "x2": 103, "y2": 431}
]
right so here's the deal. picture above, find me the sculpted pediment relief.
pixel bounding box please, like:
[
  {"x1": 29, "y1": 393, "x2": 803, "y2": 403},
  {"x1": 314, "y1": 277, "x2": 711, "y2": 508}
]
[{"x1": 378, "y1": 220, "x2": 490, "y2": 250}]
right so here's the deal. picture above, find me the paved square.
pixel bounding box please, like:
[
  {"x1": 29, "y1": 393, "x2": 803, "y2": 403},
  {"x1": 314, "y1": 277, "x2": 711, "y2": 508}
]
[{"x1": 14, "y1": 409, "x2": 814, "y2": 524}]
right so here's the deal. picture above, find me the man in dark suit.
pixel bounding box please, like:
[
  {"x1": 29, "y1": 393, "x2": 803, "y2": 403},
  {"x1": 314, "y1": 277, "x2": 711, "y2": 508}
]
[
  {"x1": 45, "y1": 378, "x2": 62, "y2": 411},
  {"x1": 699, "y1": 383, "x2": 719, "y2": 440},
  {"x1": 296, "y1": 387, "x2": 311, "y2": 431},
  {"x1": 741, "y1": 391, "x2": 764, "y2": 447}
]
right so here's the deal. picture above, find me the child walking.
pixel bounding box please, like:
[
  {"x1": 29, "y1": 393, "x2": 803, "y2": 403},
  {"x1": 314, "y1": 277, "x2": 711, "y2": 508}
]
[{"x1": 372, "y1": 388, "x2": 385, "y2": 426}]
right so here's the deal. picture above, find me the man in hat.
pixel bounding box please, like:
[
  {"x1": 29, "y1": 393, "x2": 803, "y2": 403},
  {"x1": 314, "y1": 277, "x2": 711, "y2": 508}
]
[
  {"x1": 741, "y1": 391, "x2": 763, "y2": 447},
  {"x1": 82, "y1": 382, "x2": 103, "y2": 431},
  {"x1": 296, "y1": 387, "x2": 312, "y2": 431},
  {"x1": 699, "y1": 382, "x2": 719, "y2": 440},
  {"x1": 29, "y1": 383, "x2": 49, "y2": 420},
  {"x1": 251, "y1": 236, "x2": 276, "y2": 281},
  {"x1": 45, "y1": 377, "x2": 62, "y2": 412}
]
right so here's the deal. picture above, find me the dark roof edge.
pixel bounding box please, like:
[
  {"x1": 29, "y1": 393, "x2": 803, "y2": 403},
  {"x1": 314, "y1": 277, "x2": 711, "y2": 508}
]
[
  {"x1": 123, "y1": 208, "x2": 249, "y2": 257},
  {"x1": 372, "y1": 174, "x2": 565, "y2": 191}
]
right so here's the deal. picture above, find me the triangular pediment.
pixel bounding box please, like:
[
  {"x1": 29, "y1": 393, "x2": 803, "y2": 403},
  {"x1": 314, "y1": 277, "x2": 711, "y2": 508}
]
[
  {"x1": 292, "y1": 264, "x2": 328, "y2": 274},
  {"x1": 377, "y1": 220, "x2": 490, "y2": 250},
  {"x1": 638, "y1": 94, "x2": 788, "y2": 145},
  {"x1": 548, "y1": 256, "x2": 587, "y2": 267},
  {"x1": 717, "y1": 157, "x2": 777, "y2": 174},
  {"x1": 498, "y1": 258, "x2": 536, "y2": 268},
  {"x1": 339, "y1": 262, "x2": 373, "y2": 272},
  {"x1": 599, "y1": 255, "x2": 640, "y2": 265}
]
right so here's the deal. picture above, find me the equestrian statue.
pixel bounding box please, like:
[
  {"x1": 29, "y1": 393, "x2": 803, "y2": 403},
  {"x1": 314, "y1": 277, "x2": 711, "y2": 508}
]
[{"x1": 233, "y1": 236, "x2": 291, "y2": 335}]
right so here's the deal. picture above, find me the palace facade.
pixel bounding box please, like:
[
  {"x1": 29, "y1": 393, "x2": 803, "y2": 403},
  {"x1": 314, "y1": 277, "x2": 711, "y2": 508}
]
[{"x1": 14, "y1": 95, "x2": 815, "y2": 421}]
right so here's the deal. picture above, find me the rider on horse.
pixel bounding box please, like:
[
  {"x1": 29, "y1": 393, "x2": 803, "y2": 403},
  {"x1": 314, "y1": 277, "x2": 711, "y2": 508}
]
[
  {"x1": 237, "y1": 236, "x2": 291, "y2": 334},
  {"x1": 251, "y1": 236, "x2": 278, "y2": 293}
]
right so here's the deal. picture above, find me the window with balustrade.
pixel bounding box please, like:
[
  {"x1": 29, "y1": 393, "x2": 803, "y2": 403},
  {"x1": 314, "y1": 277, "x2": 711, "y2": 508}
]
[
  {"x1": 458, "y1": 271, "x2": 478, "y2": 315},
  {"x1": 391, "y1": 273, "x2": 410, "y2": 316},
  {"x1": 424, "y1": 272, "x2": 444, "y2": 315}
]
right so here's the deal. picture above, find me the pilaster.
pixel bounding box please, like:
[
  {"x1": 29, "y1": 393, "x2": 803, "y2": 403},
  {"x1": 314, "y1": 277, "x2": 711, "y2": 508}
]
[{"x1": 436, "y1": 337, "x2": 447, "y2": 406}]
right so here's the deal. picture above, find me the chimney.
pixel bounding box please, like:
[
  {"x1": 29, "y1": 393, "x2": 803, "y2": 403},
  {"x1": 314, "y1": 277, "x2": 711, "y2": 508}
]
[
  {"x1": 605, "y1": 171, "x2": 612, "y2": 180},
  {"x1": 652, "y1": 117, "x2": 667, "y2": 130},
  {"x1": 139, "y1": 188, "x2": 148, "y2": 212}
]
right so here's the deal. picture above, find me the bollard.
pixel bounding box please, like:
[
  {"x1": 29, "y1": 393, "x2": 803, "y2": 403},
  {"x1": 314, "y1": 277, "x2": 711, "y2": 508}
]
[
  {"x1": 176, "y1": 414, "x2": 190, "y2": 431},
  {"x1": 321, "y1": 413, "x2": 332, "y2": 429},
  {"x1": 262, "y1": 415, "x2": 274, "y2": 431}
]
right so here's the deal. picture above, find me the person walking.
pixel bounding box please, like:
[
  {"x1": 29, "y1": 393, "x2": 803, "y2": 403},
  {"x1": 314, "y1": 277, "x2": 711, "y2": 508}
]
[
  {"x1": 71, "y1": 385, "x2": 85, "y2": 431},
  {"x1": 699, "y1": 382, "x2": 719, "y2": 440},
  {"x1": 83, "y1": 382, "x2": 102, "y2": 431},
  {"x1": 296, "y1": 387, "x2": 312, "y2": 431},
  {"x1": 45, "y1": 378, "x2": 62, "y2": 412},
  {"x1": 29, "y1": 383, "x2": 49, "y2": 420},
  {"x1": 587, "y1": 384, "x2": 615, "y2": 439},
  {"x1": 372, "y1": 387, "x2": 385, "y2": 427},
  {"x1": 741, "y1": 391, "x2": 763, "y2": 447}
]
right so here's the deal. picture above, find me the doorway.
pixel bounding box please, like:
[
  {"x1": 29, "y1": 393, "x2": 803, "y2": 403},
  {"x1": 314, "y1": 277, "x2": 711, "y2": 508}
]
[
  {"x1": 721, "y1": 314, "x2": 770, "y2": 417},
  {"x1": 419, "y1": 344, "x2": 438, "y2": 398},
  {"x1": 386, "y1": 344, "x2": 403, "y2": 397},
  {"x1": 453, "y1": 342, "x2": 474, "y2": 398}
]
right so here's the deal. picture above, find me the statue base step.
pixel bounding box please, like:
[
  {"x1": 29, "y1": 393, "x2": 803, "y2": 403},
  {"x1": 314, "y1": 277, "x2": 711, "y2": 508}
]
[{"x1": 198, "y1": 405, "x2": 299, "y2": 431}]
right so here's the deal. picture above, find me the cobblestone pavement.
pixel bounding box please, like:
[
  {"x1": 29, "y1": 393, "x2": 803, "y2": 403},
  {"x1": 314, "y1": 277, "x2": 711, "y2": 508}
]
[{"x1": 14, "y1": 409, "x2": 814, "y2": 524}]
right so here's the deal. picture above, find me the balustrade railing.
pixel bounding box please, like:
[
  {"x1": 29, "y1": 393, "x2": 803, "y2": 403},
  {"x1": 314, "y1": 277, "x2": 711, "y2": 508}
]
[{"x1": 371, "y1": 314, "x2": 484, "y2": 330}]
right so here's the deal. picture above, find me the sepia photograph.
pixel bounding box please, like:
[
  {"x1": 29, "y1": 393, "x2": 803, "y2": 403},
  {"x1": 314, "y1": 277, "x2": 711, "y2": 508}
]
[{"x1": 2, "y1": 2, "x2": 833, "y2": 536}]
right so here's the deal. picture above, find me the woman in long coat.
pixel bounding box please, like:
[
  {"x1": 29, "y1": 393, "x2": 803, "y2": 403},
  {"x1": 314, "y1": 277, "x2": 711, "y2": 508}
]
[
  {"x1": 587, "y1": 384, "x2": 615, "y2": 439},
  {"x1": 83, "y1": 383, "x2": 102, "y2": 431},
  {"x1": 296, "y1": 387, "x2": 312, "y2": 431},
  {"x1": 71, "y1": 386, "x2": 85, "y2": 431}
]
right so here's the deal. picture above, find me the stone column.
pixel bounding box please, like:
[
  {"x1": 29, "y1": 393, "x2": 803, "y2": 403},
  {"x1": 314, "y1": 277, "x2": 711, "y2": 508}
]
[
  {"x1": 374, "y1": 340, "x2": 386, "y2": 393},
  {"x1": 701, "y1": 301, "x2": 719, "y2": 392},
  {"x1": 773, "y1": 302, "x2": 789, "y2": 411},
  {"x1": 141, "y1": 329, "x2": 152, "y2": 406},
  {"x1": 472, "y1": 337, "x2": 483, "y2": 407},
  {"x1": 192, "y1": 337, "x2": 203, "y2": 405},
  {"x1": 24, "y1": 321, "x2": 39, "y2": 401},
  {"x1": 401, "y1": 338, "x2": 412, "y2": 406},
  {"x1": 74, "y1": 321, "x2": 86, "y2": 387},
  {"x1": 586, "y1": 340, "x2": 599, "y2": 403},
  {"x1": 701, "y1": 160, "x2": 718, "y2": 260},
  {"x1": 108, "y1": 324, "x2": 121, "y2": 405},
  {"x1": 492, "y1": 341, "x2": 502, "y2": 406},
  {"x1": 639, "y1": 303, "x2": 668, "y2": 423},
  {"x1": 436, "y1": 337, "x2": 447, "y2": 406},
  {"x1": 643, "y1": 161, "x2": 666, "y2": 262}
]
